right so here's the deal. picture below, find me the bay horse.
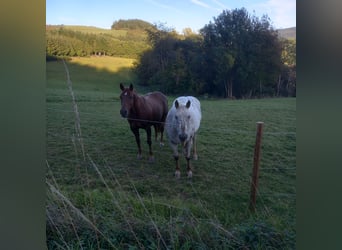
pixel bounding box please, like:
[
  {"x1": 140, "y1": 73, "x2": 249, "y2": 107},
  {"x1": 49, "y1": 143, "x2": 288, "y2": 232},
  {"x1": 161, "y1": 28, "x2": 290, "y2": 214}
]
[
  {"x1": 119, "y1": 83, "x2": 168, "y2": 162},
  {"x1": 165, "y1": 96, "x2": 202, "y2": 178}
]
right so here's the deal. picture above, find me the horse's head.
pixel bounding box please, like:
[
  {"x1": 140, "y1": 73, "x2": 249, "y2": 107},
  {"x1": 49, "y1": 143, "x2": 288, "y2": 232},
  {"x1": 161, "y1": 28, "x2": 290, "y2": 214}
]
[
  {"x1": 174, "y1": 99, "x2": 193, "y2": 143},
  {"x1": 119, "y1": 83, "x2": 135, "y2": 118}
]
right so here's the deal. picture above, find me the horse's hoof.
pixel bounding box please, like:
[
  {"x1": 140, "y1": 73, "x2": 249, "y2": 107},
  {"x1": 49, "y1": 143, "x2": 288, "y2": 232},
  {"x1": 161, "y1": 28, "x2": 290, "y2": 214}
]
[
  {"x1": 137, "y1": 154, "x2": 142, "y2": 160},
  {"x1": 148, "y1": 156, "x2": 155, "y2": 163},
  {"x1": 159, "y1": 142, "x2": 164, "y2": 147},
  {"x1": 187, "y1": 171, "x2": 193, "y2": 178},
  {"x1": 175, "y1": 170, "x2": 180, "y2": 179},
  {"x1": 193, "y1": 154, "x2": 198, "y2": 160}
]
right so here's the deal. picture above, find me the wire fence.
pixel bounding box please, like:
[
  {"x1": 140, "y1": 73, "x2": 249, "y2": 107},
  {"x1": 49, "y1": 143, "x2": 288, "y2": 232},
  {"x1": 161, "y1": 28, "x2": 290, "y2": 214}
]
[
  {"x1": 46, "y1": 85, "x2": 296, "y2": 175},
  {"x1": 47, "y1": 107, "x2": 296, "y2": 137},
  {"x1": 47, "y1": 131, "x2": 296, "y2": 174},
  {"x1": 46, "y1": 59, "x2": 296, "y2": 248},
  {"x1": 47, "y1": 98, "x2": 296, "y2": 202}
]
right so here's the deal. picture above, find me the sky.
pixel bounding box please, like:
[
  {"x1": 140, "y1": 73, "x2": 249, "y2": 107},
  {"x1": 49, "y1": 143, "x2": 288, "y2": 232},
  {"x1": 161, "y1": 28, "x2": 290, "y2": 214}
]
[{"x1": 46, "y1": 0, "x2": 296, "y2": 33}]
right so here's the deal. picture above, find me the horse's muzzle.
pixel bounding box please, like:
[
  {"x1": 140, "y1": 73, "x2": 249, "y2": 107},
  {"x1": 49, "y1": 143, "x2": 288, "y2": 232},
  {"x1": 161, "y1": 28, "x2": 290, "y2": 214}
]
[
  {"x1": 120, "y1": 109, "x2": 128, "y2": 118},
  {"x1": 179, "y1": 133, "x2": 188, "y2": 142}
]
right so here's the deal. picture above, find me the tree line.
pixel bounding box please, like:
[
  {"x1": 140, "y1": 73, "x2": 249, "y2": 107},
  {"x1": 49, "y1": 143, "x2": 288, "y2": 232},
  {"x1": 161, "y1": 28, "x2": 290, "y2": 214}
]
[
  {"x1": 134, "y1": 8, "x2": 296, "y2": 98},
  {"x1": 46, "y1": 9, "x2": 296, "y2": 98},
  {"x1": 111, "y1": 19, "x2": 156, "y2": 30},
  {"x1": 46, "y1": 25, "x2": 150, "y2": 59}
]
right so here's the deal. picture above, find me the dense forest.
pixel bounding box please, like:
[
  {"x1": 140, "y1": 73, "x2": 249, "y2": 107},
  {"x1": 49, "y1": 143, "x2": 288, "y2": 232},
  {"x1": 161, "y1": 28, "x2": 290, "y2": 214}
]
[
  {"x1": 134, "y1": 9, "x2": 295, "y2": 98},
  {"x1": 46, "y1": 8, "x2": 296, "y2": 98}
]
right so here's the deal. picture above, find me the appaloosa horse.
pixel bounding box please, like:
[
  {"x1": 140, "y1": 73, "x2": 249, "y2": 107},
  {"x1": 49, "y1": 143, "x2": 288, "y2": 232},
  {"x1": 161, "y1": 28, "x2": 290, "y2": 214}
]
[
  {"x1": 119, "y1": 83, "x2": 168, "y2": 161},
  {"x1": 166, "y1": 96, "x2": 202, "y2": 178}
]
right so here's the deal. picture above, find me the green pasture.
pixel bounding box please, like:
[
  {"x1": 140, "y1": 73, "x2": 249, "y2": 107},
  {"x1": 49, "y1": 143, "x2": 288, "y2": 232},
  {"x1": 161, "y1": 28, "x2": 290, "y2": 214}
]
[{"x1": 46, "y1": 57, "x2": 296, "y2": 249}]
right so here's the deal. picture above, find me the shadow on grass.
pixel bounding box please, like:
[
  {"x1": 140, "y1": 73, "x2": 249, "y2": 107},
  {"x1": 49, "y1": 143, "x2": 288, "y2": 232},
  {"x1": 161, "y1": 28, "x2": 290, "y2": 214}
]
[
  {"x1": 46, "y1": 57, "x2": 296, "y2": 249},
  {"x1": 47, "y1": 56, "x2": 162, "y2": 98}
]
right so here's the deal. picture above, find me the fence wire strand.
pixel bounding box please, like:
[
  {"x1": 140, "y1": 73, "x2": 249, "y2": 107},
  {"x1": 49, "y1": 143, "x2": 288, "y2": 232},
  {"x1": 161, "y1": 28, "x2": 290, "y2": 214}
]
[{"x1": 46, "y1": 59, "x2": 296, "y2": 247}]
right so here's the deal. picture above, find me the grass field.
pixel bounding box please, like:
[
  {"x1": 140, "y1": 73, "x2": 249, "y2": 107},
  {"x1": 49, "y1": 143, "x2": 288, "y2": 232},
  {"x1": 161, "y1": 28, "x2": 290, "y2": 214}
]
[{"x1": 46, "y1": 57, "x2": 296, "y2": 249}]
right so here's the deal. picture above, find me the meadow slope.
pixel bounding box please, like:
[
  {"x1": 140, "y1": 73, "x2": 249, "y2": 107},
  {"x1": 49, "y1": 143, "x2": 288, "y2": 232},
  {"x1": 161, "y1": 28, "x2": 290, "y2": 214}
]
[{"x1": 46, "y1": 57, "x2": 296, "y2": 249}]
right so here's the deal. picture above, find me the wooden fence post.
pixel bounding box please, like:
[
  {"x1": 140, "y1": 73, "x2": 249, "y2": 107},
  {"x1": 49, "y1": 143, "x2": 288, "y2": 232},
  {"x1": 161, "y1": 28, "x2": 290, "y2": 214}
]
[{"x1": 249, "y1": 121, "x2": 264, "y2": 212}]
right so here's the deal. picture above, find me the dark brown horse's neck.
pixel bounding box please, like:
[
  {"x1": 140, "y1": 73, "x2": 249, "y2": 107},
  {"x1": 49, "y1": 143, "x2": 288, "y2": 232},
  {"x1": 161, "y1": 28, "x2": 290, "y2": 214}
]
[{"x1": 130, "y1": 93, "x2": 144, "y2": 118}]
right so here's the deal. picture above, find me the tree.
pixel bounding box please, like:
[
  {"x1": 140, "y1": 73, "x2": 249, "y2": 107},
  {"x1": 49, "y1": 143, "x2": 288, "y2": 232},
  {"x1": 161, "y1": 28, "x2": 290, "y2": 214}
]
[
  {"x1": 200, "y1": 8, "x2": 282, "y2": 98},
  {"x1": 281, "y1": 39, "x2": 296, "y2": 67},
  {"x1": 134, "y1": 8, "x2": 287, "y2": 98},
  {"x1": 182, "y1": 27, "x2": 196, "y2": 37},
  {"x1": 278, "y1": 38, "x2": 296, "y2": 96},
  {"x1": 135, "y1": 24, "x2": 176, "y2": 87},
  {"x1": 248, "y1": 15, "x2": 282, "y2": 97},
  {"x1": 134, "y1": 24, "x2": 204, "y2": 94}
]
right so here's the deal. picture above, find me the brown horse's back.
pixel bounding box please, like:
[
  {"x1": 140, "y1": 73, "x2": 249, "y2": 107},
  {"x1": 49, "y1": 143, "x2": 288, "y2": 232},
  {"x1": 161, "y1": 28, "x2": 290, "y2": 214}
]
[
  {"x1": 143, "y1": 91, "x2": 168, "y2": 124},
  {"x1": 144, "y1": 92, "x2": 168, "y2": 142}
]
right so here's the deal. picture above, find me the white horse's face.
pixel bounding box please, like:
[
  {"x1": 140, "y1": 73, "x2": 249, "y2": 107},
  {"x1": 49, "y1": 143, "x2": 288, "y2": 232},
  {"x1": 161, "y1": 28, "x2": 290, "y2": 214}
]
[{"x1": 174, "y1": 100, "x2": 193, "y2": 142}]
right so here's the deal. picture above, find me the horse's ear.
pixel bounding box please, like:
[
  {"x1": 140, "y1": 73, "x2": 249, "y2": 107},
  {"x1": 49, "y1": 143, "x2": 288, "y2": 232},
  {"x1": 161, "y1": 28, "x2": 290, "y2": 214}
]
[
  {"x1": 186, "y1": 100, "x2": 191, "y2": 109},
  {"x1": 175, "y1": 100, "x2": 179, "y2": 109},
  {"x1": 120, "y1": 83, "x2": 124, "y2": 91},
  {"x1": 129, "y1": 84, "x2": 133, "y2": 91}
]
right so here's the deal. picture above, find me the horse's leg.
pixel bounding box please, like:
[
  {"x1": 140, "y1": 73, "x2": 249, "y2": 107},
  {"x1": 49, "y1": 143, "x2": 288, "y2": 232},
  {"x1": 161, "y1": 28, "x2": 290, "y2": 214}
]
[
  {"x1": 146, "y1": 126, "x2": 154, "y2": 162},
  {"x1": 193, "y1": 133, "x2": 198, "y2": 160},
  {"x1": 171, "y1": 143, "x2": 180, "y2": 178},
  {"x1": 131, "y1": 127, "x2": 142, "y2": 160},
  {"x1": 159, "y1": 123, "x2": 164, "y2": 147},
  {"x1": 186, "y1": 157, "x2": 192, "y2": 178},
  {"x1": 153, "y1": 125, "x2": 158, "y2": 142},
  {"x1": 184, "y1": 141, "x2": 193, "y2": 178}
]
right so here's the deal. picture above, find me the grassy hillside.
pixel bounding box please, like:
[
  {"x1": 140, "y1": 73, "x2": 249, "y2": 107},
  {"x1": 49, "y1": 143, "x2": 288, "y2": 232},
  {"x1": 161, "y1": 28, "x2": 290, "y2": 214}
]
[
  {"x1": 277, "y1": 27, "x2": 296, "y2": 40},
  {"x1": 47, "y1": 25, "x2": 144, "y2": 38},
  {"x1": 46, "y1": 57, "x2": 296, "y2": 249},
  {"x1": 46, "y1": 25, "x2": 150, "y2": 58},
  {"x1": 63, "y1": 25, "x2": 129, "y2": 37},
  {"x1": 46, "y1": 57, "x2": 137, "y2": 98}
]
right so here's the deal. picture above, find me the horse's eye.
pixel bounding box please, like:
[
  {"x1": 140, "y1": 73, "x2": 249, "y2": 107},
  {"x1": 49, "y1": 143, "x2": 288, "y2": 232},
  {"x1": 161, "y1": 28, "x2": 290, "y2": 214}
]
[
  {"x1": 187, "y1": 115, "x2": 191, "y2": 119},
  {"x1": 175, "y1": 116, "x2": 178, "y2": 120}
]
